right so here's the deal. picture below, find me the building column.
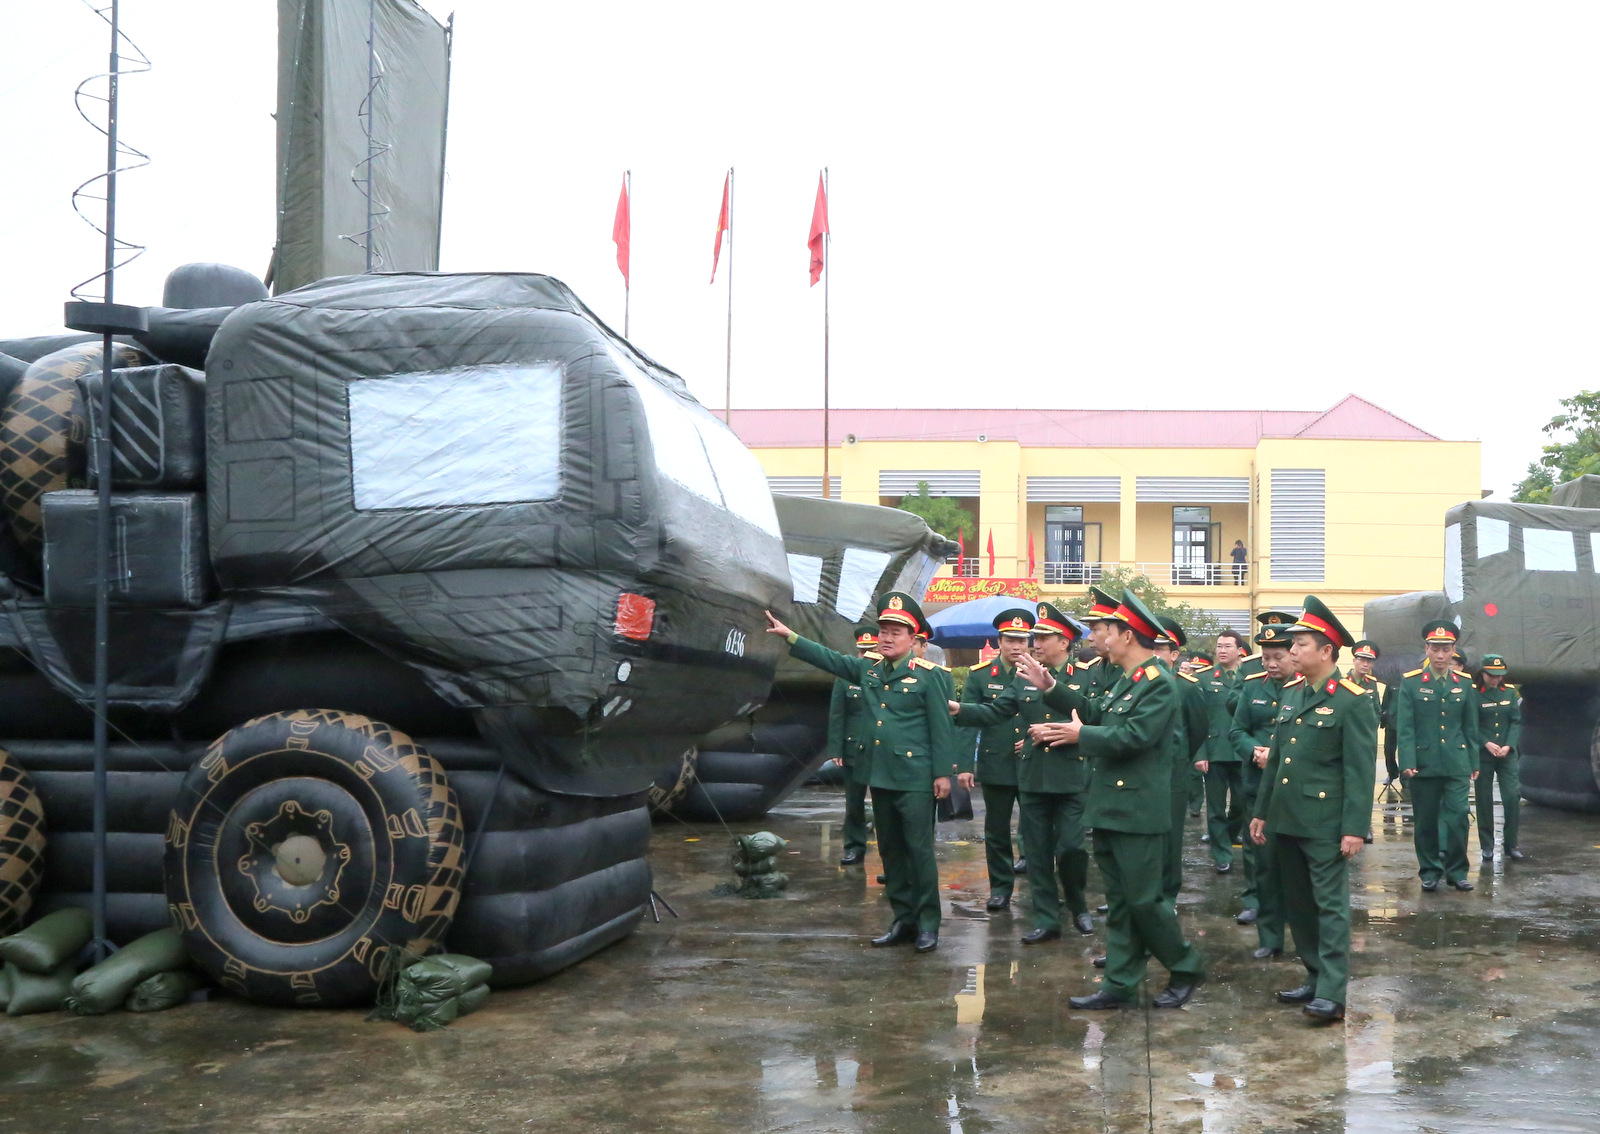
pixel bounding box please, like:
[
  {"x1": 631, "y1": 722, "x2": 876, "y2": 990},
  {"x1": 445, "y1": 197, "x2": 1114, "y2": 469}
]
[{"x1": 1118, "y1": 477, "x2": 1137, "y2": 568}]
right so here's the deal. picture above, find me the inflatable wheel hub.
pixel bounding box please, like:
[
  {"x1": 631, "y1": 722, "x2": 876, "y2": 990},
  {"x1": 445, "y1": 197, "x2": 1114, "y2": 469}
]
[{"x1": 165, "y1": 710, "x2": 465, "y2": 1007}]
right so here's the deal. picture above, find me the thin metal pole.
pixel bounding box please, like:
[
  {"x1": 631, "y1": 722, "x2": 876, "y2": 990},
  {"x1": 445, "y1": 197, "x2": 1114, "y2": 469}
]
[
  {"x1": 624, "y1": 169, "x2": 631, "y2": 338},
  {"x1": 434, "y1": 12, "x2": 454, "y2": 268},
  {"x1": 91, "y1": 0, "x2": 124, "y2": 964},
  {"x1": 821, "y1": 167, "x2": 830, "y2": 499},
  {"x1": 724, "y1": 167, "x2": 733, "y2": 425},
  {"x1": 364, "y1": 0, "x2": 377, "y2": 272}
]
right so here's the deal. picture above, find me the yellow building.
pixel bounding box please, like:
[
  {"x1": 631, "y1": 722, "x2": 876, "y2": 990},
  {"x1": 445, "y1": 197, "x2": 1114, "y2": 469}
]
[{"x1": 734, "y1": 396, "x2": 1481, "y2": 637}]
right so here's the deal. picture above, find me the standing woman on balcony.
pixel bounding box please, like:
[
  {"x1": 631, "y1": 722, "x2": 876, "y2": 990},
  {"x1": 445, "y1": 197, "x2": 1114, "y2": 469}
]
[{"x1": 1231, "y1": 540, "x2": 1248, "y2": 584}]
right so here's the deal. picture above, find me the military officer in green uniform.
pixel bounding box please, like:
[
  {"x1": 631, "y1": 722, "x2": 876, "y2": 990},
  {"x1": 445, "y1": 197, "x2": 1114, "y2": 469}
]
[
  {"x1": 1020, "y1": 590, "x2": 1207, "y2": 1010},
  {"x1": 1230, "y1": 612, "x2": 1296, "y2": 957},
  {"x1": 828, "y1": 624, "x2": 880, "y2": 866},
  {"x1": 960, "y1": 608, "x2": 1035, "y2": 909},
  {"x1": 953, "y1": 603, "x2": 1095, "y2": 940},
  {"x1": 1396, "y1": 621, "x2": 1481, "y2": 892},
  {"x1": 1195, "y1": 629, "x2": 1249, "y2": 872},
  {"x1": 1248, "y1": 596, "x2": 1376, "y2": 1023},
  {"x1": 1151, "y1": 617, "x2": 1210, "y2": 908},
  {"x1": 1348, "y1": 640, "x2": 1385, "y2": 843},
  {"x1": 1474, "y1": 654, "x2": 1524, "y2": 862},
  {"x1": 765, "y1": 592, "x2": 971, "y2": 952}
]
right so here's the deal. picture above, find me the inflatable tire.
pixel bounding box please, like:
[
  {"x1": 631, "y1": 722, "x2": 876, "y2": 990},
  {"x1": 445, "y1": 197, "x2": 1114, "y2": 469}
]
[
  {"x1": 0, "y1": 747, "x2": 47, "y2": 936},
  {"x1": 0, "y1": 341, "x2": 148, "y2": 551},
  {"x1": 164, "y1": 710, "x2": 465, "y2": 1008}
]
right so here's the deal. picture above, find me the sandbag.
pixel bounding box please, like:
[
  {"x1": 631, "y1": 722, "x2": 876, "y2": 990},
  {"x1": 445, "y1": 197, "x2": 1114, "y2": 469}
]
[
  {"x1": 0, "y1": 906, "x2": 91, "y2": 973},
  {"x1": 0, "y1": 746, "x2": 47, "y2": 936},
  {"x1": 393, "y1": 953, "x2": 493, "y2": 1032},
  {"x1": 64, "y1": 927, "x2": 187, "y2": 1015},
  {"x1": 6, "y1": 958, "x2": 75, "y2": 1016},
  {"x1": 124, "y1": 969, "x2": 203, "y2": 1012}
]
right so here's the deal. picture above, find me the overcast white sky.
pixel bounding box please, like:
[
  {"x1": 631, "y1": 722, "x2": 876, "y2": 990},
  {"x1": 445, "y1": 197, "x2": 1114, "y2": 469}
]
[{"x1": 4, "y1": 2, "x2": 1597, "y2": 499}]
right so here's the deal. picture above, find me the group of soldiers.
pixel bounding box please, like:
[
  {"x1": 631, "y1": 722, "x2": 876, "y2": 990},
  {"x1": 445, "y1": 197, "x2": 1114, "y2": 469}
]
[{"x1": 763, "y1": 586, "x2": 1525, "y2": 1024}]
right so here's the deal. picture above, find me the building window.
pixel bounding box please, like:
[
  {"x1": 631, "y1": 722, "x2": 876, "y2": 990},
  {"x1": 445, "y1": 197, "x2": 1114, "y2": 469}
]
[
  {"x1": 1171, "y1": 507, "x2": 1218, "y2": 584},
  {"x1": 1044, "y1": 506, "x2": 1102, "y2": 584}
]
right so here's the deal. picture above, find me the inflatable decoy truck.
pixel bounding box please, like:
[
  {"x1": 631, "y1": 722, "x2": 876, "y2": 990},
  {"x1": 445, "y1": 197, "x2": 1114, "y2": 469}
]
[{"x1": 0, "y1": 269, "x2": 793, "y2": 1007}]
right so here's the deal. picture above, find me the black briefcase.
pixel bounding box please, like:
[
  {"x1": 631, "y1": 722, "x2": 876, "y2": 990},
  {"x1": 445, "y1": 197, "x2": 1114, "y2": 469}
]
[{"x1": 937, "y1": 780, "x2": 974, "y2": 822}]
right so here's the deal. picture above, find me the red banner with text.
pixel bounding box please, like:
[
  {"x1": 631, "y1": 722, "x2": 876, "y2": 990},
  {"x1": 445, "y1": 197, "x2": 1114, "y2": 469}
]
[{"x1": 924, "y1": 577, "x2": 1043, "y2": 603}]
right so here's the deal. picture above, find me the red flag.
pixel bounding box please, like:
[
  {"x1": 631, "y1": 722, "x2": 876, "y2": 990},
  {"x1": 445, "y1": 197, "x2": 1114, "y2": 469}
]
[
  {"x1": 1028, "y1": 530, "x2": 1036, "y2": 577},
  {"x1": 957, "y1": 527, "x2": 965, "y2": 572},
  {"x1": 986, "y1": 530, "x2": 996, "y2": 576},
  {"x1": 808, "y1": 172, "x2": 829, "y2": 286},
  {"x1": 612, "y1": 176, "x2": 631, "y2": 286},
  {"x1": 711, "y1": 172, "x2": 730, "y2": 284}
]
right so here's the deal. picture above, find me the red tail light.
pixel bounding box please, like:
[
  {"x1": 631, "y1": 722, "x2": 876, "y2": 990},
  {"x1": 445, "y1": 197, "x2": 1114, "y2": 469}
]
[{"x1": 616, "y1": 592, "x2": 656, "y2": 641}]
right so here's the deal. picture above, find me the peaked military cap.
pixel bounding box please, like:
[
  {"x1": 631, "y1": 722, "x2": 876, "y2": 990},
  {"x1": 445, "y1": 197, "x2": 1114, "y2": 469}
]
[
  {"x1": 1107, "y1": 589, "x2": 1162, "y2": 642},
  {"x1": 1256, "y1": 610, "x2": 1298, "y2": 648},
  {"x1": 876, "y1": 591, "x2": 926, "y2": 634},
  {"x1": 1085, "y1": 585, "x2": 1120, "y2": 620},
  {"x1": 993, "y1": 607, "x2": 1036, "y2": 638},
  {"x1": 1033, "y1": 600, "x2": 1079, "y2": 640},
  {"x1": 854, "y1": 623, "x2": 879, "y2": 649},
  {"x1": 1190, "y1": 651, "x2": 1213, "y2": 667},
  {"x1": 1155, "y1": 614, "x2": 1187, "y2": 650},
  {"x1": 1288, "y1": 595, "x2": 1353, "y2": 650},
  {"x1": 1420, "y1": 619, "x2": 1458, "y2": 644},
  {"x1": 1481, "y1": 653, "x2": 1508, "y2": 673},
  {"x1": 1351, "y1": 639, "x2": 1379, "y2": 660}
]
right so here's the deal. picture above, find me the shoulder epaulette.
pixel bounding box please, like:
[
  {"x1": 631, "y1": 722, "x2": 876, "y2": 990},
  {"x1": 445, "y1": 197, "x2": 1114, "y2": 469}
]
[
  {"x1": 1283, "y1": 675, "x2": 1305, "y2": 687},
  {"x1": 1244, "y1": 671, "x2": 1267, "y2": 681},
  {"x1": 1240, "y1": 653, "x2": 1259, "y2": 664},
  {"x1": 863, "y1": 651, "x2": 882, "y2": 660},
  {"x1": 1403, "y1": 667, "x2": 1424, "y2": 678},
  {"x1": 1191, "y1": 662, "x2": 1214, "y2": 674},
  {"x1": 911, "y1": 657, "x2": 937, "y2": 670},
  {"x1": 1340, "y1": 678, "x2": 1366, "y2": 696},
  {"x1": 1505, "y1": 683, "x2": 1517, "y2": 691},
  {"x1": 1178, "y1": 671, "x2": 1200, "y2": 683},
  {"x1": 1083, "y1": 656, "x2": 1101, "y2": 667},
  {"x1": 1143, "y1": 663, "x2": 1163, "y2": 680}
]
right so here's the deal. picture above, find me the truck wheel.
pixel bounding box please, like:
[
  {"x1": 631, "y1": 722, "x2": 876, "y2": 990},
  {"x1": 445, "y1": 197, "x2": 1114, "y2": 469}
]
[
  {"x1": 0, "y1": 747, "x2": 47, "y2": 936},
  {"x1": 164, "y1": 710, "x2": 465, "y2": 1007}
]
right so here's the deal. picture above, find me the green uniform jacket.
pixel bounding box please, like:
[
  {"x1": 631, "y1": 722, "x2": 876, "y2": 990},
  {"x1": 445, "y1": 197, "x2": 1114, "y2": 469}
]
[
  {"x1": 960, "y1": 657, "x2": 1024, "y2": 786},
  {"x1": 1168, "y1": 663, "x2": 1209, "y2": 786},
  {"x1": 1252, "y1": 671, "x2": 1377, "y2": 839},
  {"x1": 1077, "y1": 655, "x2": 1119, "y2": 706},
  {"x1": 1230, "y1": 671, "x2": 1287, "y2": 761},
  {"x1": 1396, "y1": 666, "x2": 1481, "y2": 777},
  {"x1": 827, "y1": 674, "x2": 875, "y2": 783},
  {"x1": 1476, "y1": 683, "x2": 1522, "y2": 752},
  {"x1": 789, "y1": 635, "x2": 969, "y2": 790},
  {"x1": 1350, "y1": 673, "x2": 1383, "y2": 727},
  {"x1": 955, "y1": 661, "x2": 1088, "y2": 793},
  {"x1": 1043, "y1": 658, "x2": 1177, "y2": 834},
  {"x1": 1195, "y1": 663, "x2": 1244, "y2": 763}
]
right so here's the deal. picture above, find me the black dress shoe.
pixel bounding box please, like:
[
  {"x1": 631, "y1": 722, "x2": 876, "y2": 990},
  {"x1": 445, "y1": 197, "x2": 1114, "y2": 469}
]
[
  {"x1": 914, "y1": 931, "x2": 938, "y2": 953},
  {"x1": 1481, "y1": 850, "x2": 1494, "y2": 861},
  {"x1": 1020, "y1": 927, "x2": 1062, "y2": 945},
  {"x1": 1074, "y1": 912, "x2": 1095, "y2": 935},
  {"x1": 1091, "y1": 956, "x2": 1106, "y2": 968},
  {"x1": 1069, "y1": 990, "x2": 1131, "y2": 1010},
  {"x1": 871, "y1": 922, "x2": 915, "y2": 947},
  {"x1": 1303, "y1": 998, "x2": 1345, "y2": 1021},
  {"x1": 1012, "y1": 858, "x2": 1028, "y2": 874},
  {"x1": 1097, "y1": 904, "x2": 1109, "y2": 913},
  {"x1": 1420, "y1": 879, "x2": 1439, "y2": 892},
  {"x1": 1508, "y1": 848, "x2": 1526, "y2": 861},
  {"x1": 1214, "y1": 861, "x2": 1231, "y2": 874},
  {"x1": 986, "y1": 894, "x2": 1011, "y2": 911},
  {"x1": 840, "y1": 850, "x2": 865, "y2": 866},
  {"x1": 1152, "y1": 978, "x2": 1203, "y2": 1009},
  {"x1": 1236, "y1": 908, "x2": 1258, "y2": 925},
  {"x1": 1252, "y1": 947, "x2": 1281, "y2": 960},
  {"x1": 1364, "y1": 831, "x2": 1374, "y2": 844},
  {"x1": 1450, "y1": 879, "x2": 1474, "y2": 891},
  {"x1": 1275, "y1": 983, "x2": 1316, "y2": 1003},
  {"x1": 876, "y1": 875, "x2": 886, "y2": 885}
]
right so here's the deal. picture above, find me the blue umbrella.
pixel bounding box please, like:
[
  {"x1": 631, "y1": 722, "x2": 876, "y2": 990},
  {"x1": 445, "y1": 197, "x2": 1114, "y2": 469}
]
[{"x1": 926, "y1": 595, "x2": 1033, "y2": 649}]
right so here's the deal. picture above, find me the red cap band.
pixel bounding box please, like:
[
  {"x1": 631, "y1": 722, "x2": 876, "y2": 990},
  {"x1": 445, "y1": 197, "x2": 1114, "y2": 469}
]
[
  {"x1": 1294, "y1": 612, "x2": 1344, "y2": 648},
  {"x1": 1112, "y1": 603, "x2": 1159, "y2": 642}
]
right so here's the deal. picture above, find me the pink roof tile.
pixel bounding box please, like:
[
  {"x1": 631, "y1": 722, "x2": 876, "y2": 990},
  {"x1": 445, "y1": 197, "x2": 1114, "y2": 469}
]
[{"x1": 729, "y1": 400, "x2": 1437, "y2": 449}]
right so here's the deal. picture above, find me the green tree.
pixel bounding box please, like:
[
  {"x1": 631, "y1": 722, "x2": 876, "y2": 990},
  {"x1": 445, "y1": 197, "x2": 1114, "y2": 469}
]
[
  {"x1": 1513, "y1": 390, "x2": 1600, "y2": 504},
  {"x1": 896, "y1": 482, "x2": 977, "y2": 543},
  {"x1": 1058, "y1": 565, "x2": 1228, "y2": 655}
]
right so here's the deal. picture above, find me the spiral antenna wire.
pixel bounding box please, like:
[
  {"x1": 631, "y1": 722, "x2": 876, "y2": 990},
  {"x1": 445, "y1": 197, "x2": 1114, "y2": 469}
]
[
  {"x1": 67, "y1": 0, "x2": 150, "y2": 303},
  {"x1": 339, "y1": 0, "x2": 392, "y2": 271}
]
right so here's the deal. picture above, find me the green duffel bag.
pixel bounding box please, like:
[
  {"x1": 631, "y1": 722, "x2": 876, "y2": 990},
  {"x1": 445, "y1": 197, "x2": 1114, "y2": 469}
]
[
  {"x1": 65, "y1": 928, "x2": 188, "y2": 1015},
  {"x1": 7, "y1": 959, "x2": 76, "y2": 1016},
  {"x1": 0, "y1": 908, "x2": 92, "y2": 974},
  {"x1": 124, "y1": 969, "x2": 204, "y2": 1013},
  {"x1": 0, "y1": 960, "x2": 14, "y2": 1009}
]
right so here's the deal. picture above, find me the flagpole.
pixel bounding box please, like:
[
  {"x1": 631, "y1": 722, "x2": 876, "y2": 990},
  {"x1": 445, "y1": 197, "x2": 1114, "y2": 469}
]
[
  {"x1": 623, "y1": 168, "x2": 631, "y2": 338},
  {"x1": 822, "y1": 166, "x2": 830, "y2": 499},
  {"x1": 724, "y1": 166, "x2": 734, "y2": 425}
]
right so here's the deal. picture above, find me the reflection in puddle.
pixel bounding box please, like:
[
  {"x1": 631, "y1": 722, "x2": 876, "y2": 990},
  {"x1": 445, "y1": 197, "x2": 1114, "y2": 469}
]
[
  {"x1": 954, "y1": 965, "x2": 986, "y2": 1025},
  {"x1": 1082, "y1": 1020, "x2": 1104, "y2": 1071}
]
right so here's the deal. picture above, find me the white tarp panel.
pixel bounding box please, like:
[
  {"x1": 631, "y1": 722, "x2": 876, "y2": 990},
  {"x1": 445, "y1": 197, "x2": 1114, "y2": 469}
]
[
  {"x1": 787, "y1": 554, "x2": 823, "y2": 604},
  {"x1": 1444, "y1": 522, "x2": 1463, "y2": 602},
  {"x1": 1477, "y1": 516, "x2": 1510, "y2": 558},
  {"x1": 836, "y1": 547, "x2": 893, "y2": 620},
  {"x1": 348, "y1": 364, "x2": 560, "y2": 509},
  {"x1": 1523, "y1": 526, "x2": 1577, "y2": 572}
]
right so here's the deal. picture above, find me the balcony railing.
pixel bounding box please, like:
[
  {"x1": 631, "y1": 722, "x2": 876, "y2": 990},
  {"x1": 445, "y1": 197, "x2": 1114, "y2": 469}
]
[
  {"x1": 1042, "y1": 562, "x2": 1247, "y2": 587},
  {"x1": 945, "y1": 556, "x2": 981, "y2": 577}
]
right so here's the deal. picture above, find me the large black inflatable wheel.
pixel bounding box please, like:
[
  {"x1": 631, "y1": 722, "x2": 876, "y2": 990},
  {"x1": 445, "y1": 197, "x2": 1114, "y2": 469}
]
[
  {"x1": 0, "y1": 746, "x2": 47, "y2": 936},
  {"x1": 164, "y1": 710, "x2": 465, "y2": 1007}
]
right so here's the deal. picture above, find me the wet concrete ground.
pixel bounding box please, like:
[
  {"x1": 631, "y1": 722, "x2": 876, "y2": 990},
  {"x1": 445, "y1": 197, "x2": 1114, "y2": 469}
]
[{"x1": 3, "y1": 781, "x2": 1600, "y2": 1133}]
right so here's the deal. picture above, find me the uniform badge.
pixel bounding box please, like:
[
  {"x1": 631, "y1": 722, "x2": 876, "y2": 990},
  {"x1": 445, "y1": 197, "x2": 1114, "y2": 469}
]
[
  {"x1": 1314, "y1": 706, "x2": 1334, "y2": 715},
  {"x1": 901, "y1": 677, "x2": 917, "y2": 684},
  {"x1": 1325, "y1": 678, "x2": 1338, "y2": 694},
  {"x1": 888, "y1": 595, "x2": 904, "y2": 610},
  {"x1": 988, "y1": 683, "x2": 1005, "y2": 690}
]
